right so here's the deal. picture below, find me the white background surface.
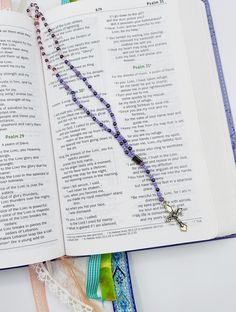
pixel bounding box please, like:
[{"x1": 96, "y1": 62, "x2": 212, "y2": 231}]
[{"x1": 0, "y1": 0, "x2": 236, "y2": 311}]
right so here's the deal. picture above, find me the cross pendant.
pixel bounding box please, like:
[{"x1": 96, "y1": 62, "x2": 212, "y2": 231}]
[{"x1": 162, "y1": 201, "x2": 188, "y2": 232}]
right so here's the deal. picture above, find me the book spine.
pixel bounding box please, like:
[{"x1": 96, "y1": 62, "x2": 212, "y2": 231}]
[{"x1": 202, "y1": 0, "x2": 236, "y2": 163}]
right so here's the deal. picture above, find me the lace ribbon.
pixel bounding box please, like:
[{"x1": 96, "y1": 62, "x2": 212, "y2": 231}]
[{"x1": 30, "y1": 263, "x2": 93, "y2": 312}]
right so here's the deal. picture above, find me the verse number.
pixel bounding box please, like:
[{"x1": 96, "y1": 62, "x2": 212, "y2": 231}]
[{"x1": 95, "y1": 7, "x2": 102, "y2": 12}]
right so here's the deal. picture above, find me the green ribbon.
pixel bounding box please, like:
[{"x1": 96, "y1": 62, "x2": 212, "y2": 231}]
[
  {"x1": 86, "y1": 255, "x2": 102, "y2": 300},
  {"x1": 100, "y1": 254, "x2": 116, "y2": 301}
]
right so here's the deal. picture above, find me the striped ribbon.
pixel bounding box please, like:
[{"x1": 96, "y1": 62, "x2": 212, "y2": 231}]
[{"x1": 86, "y1": 254, "x2": 102, "y2": 301}]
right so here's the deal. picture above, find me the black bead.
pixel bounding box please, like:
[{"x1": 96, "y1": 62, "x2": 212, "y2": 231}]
[
  {"x1": 86, "y1": 111, "x2": 90, "y2": 115},
  {"x1": 156, "y1": 188, "x2": 160, "y2": 192},
  {"x1": 70, "y1": 65, "x2": 74, "y2": 69},
  {"x1": 56, "y1": 47, "x2": 60, "y2": 51},
  {"x1": 41, "y1": 17, "x2": 45, "y2": 21},
  {"x1": 36, "y1": 29, "x2": 40, "y2": 33},
  {"x1": 56, "y1": 73, "x2": 59, "y2": 77},
  {"x1": 48, "y1": 29, "x2": 52, "y2": 32},
  {"x1": 64, "y1": 60, "x2": 68, "y2": 64},
  {"x1": 45, "y1": 59, "x2": 49, "y2": 62},
  {"x1": 99, "y1": 122, "x2": 103, "y2": 127},
  {"x1": 88, "y1": 85, "x2": 92, "y2": 89},
  {"x1": 52, "y1": 67, "x2": 56, "y2": 71},
  {"x1": 100, "y1": 98, "x2": 104, "y2": 102},
  {"x1": 128, "y1": 146, "x2": 132, "y2": 151},
  {"x1": 44, "y1": 23, "x2": 48, "y2": 27},
  {"x1": 60, "y1": 55, "x2": 64, "y2": 59},
  {"x1": 132, "y1": 155, "x2": 143, "y2": 166},
  {"x1": 76, "y1": 72, "x2": 81, "y2": 77},
  {"x1": 92, "y1": 117, "x2": 96, "y2": 121},
  {"x1": 51, "y1": 34, "x2": 55, "y2": 38},
  {"x1": 72, "y1": 98, "x2": 77, "y2": 102},
  {"x1": 47, "y1": 65, "x2": 51, "y2": 69},
  {"x1": 123, "y1": 139, "x2": 127, "y2": 144},
  {"x1": 71, "y1": 91, "x2": 75, "y2": 95},
  {"x1": 107, "y1": 128, "x2": 111, "y2": 132},
  {"x1": 146, "y1": 170, "x2": 150, "y2": 174},
  {"x1": 42, "y1": 52, "x2": 45, "y2": 56},
  {"x1": 55, "y1": 40, "x2": 58, "y2": 44},
  {"x1": 120, "y1": 142, "x2": 124, "y2": 146},
  {"x1": 116, "y1": 131, "x2": 120, "y2": 136},
  {"x1": 26, "y1": 8, "x2": 30, "y2": 12},
  {"x1": 93, "y1": 91, "x2": 97, "y2": 96},
  {"x1": 125, "y1": 150, "x2": 129, "y2": 154},
  {"x1": 114, "y1": 134, "x2": 119, "y2": 138},
  {"x1": 40, "y1": 46, "x2": 44, "y2": 50},
  {"x1": 106, "y1": 104, "x2": 110, "y2": 108},
  {"x1": 113, "y1": 122, "x2": 117, "y2": 126},
  {"x1": 60, "y1": 79, "x2": 63, "y2": 83},
  {"x1": 83, "y1": 77, "x2": 87, "y2": 81},
  {"x1": 79, "y1": 104, "x2": 83, "y2": 108},
  {"x1": 151, "y1": 178, "x2": 155, "y2": 182},
  {"x1": 110, "y1": 113, "x2": 114, "y2": 117}
]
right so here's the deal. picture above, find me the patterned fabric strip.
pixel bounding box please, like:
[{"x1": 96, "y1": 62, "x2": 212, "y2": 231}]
[
  {"x1": 61, "y1": 0, "x2": 70, "y2": 4},
  {"x1": 86, "y1": 254, "x2": 102, "y2": 300},
  {"x1": 28, "y1": 266, "x2": 50, "y2": 312},
  {"x1": 100, "y1": 254, "x2": 116, "y2": 301},
  {"x1": 112, "y1": 252, "x2": 137, "y2": 312}
]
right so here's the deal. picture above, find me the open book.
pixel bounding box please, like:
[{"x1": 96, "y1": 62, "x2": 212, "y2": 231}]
[{"x1": 0, "y1": 0, "x2": 235, "y2": 269}]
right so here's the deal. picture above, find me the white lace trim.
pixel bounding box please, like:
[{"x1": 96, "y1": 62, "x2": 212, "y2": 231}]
[{"x1": 30, "y1": 263, "x2": 93, "y2": 312}]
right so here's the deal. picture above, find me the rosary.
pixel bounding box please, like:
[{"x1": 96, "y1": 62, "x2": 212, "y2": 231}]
[{"x1": 27, "y1": 3, "x2": 188, "y2": 232}]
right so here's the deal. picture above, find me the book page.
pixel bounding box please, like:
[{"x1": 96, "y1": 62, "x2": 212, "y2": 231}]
[
  {"x1": 0, "y1": 11, "x2": 64, "y2": 268},
  {"x1": 42, "y1": 0, "x2": 218, "y2": 255}
]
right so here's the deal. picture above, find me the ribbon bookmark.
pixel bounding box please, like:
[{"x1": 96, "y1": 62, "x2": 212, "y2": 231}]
[
  {"x1": 86, "y1": 254, "x2": 102, "y2": 301},
  {"x1": 112, "y1": 252, "x2": 137, "y2": 312},
  {"x1": 100, "y1": 254, "x2": 116, "y2": 301},
  {"x1": 28, "y1": 266, "x2": 49, "y2": 312},
  {"x1": 0, "y1": 0, "x2": 12, "y2": 10}
]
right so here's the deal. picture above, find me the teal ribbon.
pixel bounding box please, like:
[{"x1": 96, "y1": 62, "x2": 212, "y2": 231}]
[
  {"x1": 61, "y1": 0, "x2": 70, "y2": 4},
  {"x1": 86, "y1": 255, "x2": 102, "y2": 300}
]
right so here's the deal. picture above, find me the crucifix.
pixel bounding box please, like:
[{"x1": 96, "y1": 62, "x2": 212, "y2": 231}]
[{"x1": 162, "y1": 201, "x2": 188, "y2": 232}]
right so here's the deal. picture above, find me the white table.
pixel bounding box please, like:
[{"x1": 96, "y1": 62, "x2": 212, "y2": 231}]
[{"x1": 1, "y1": 1, "x2": 236, "y2": 311}]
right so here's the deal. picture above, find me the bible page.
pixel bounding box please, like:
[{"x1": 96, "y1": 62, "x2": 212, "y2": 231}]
[
  {"x1": 42, "y1": 0, "x2": 218, "y2": 255},
  {"x1": 0, "y1": 11, "x2": 64, "y2": 268}
]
